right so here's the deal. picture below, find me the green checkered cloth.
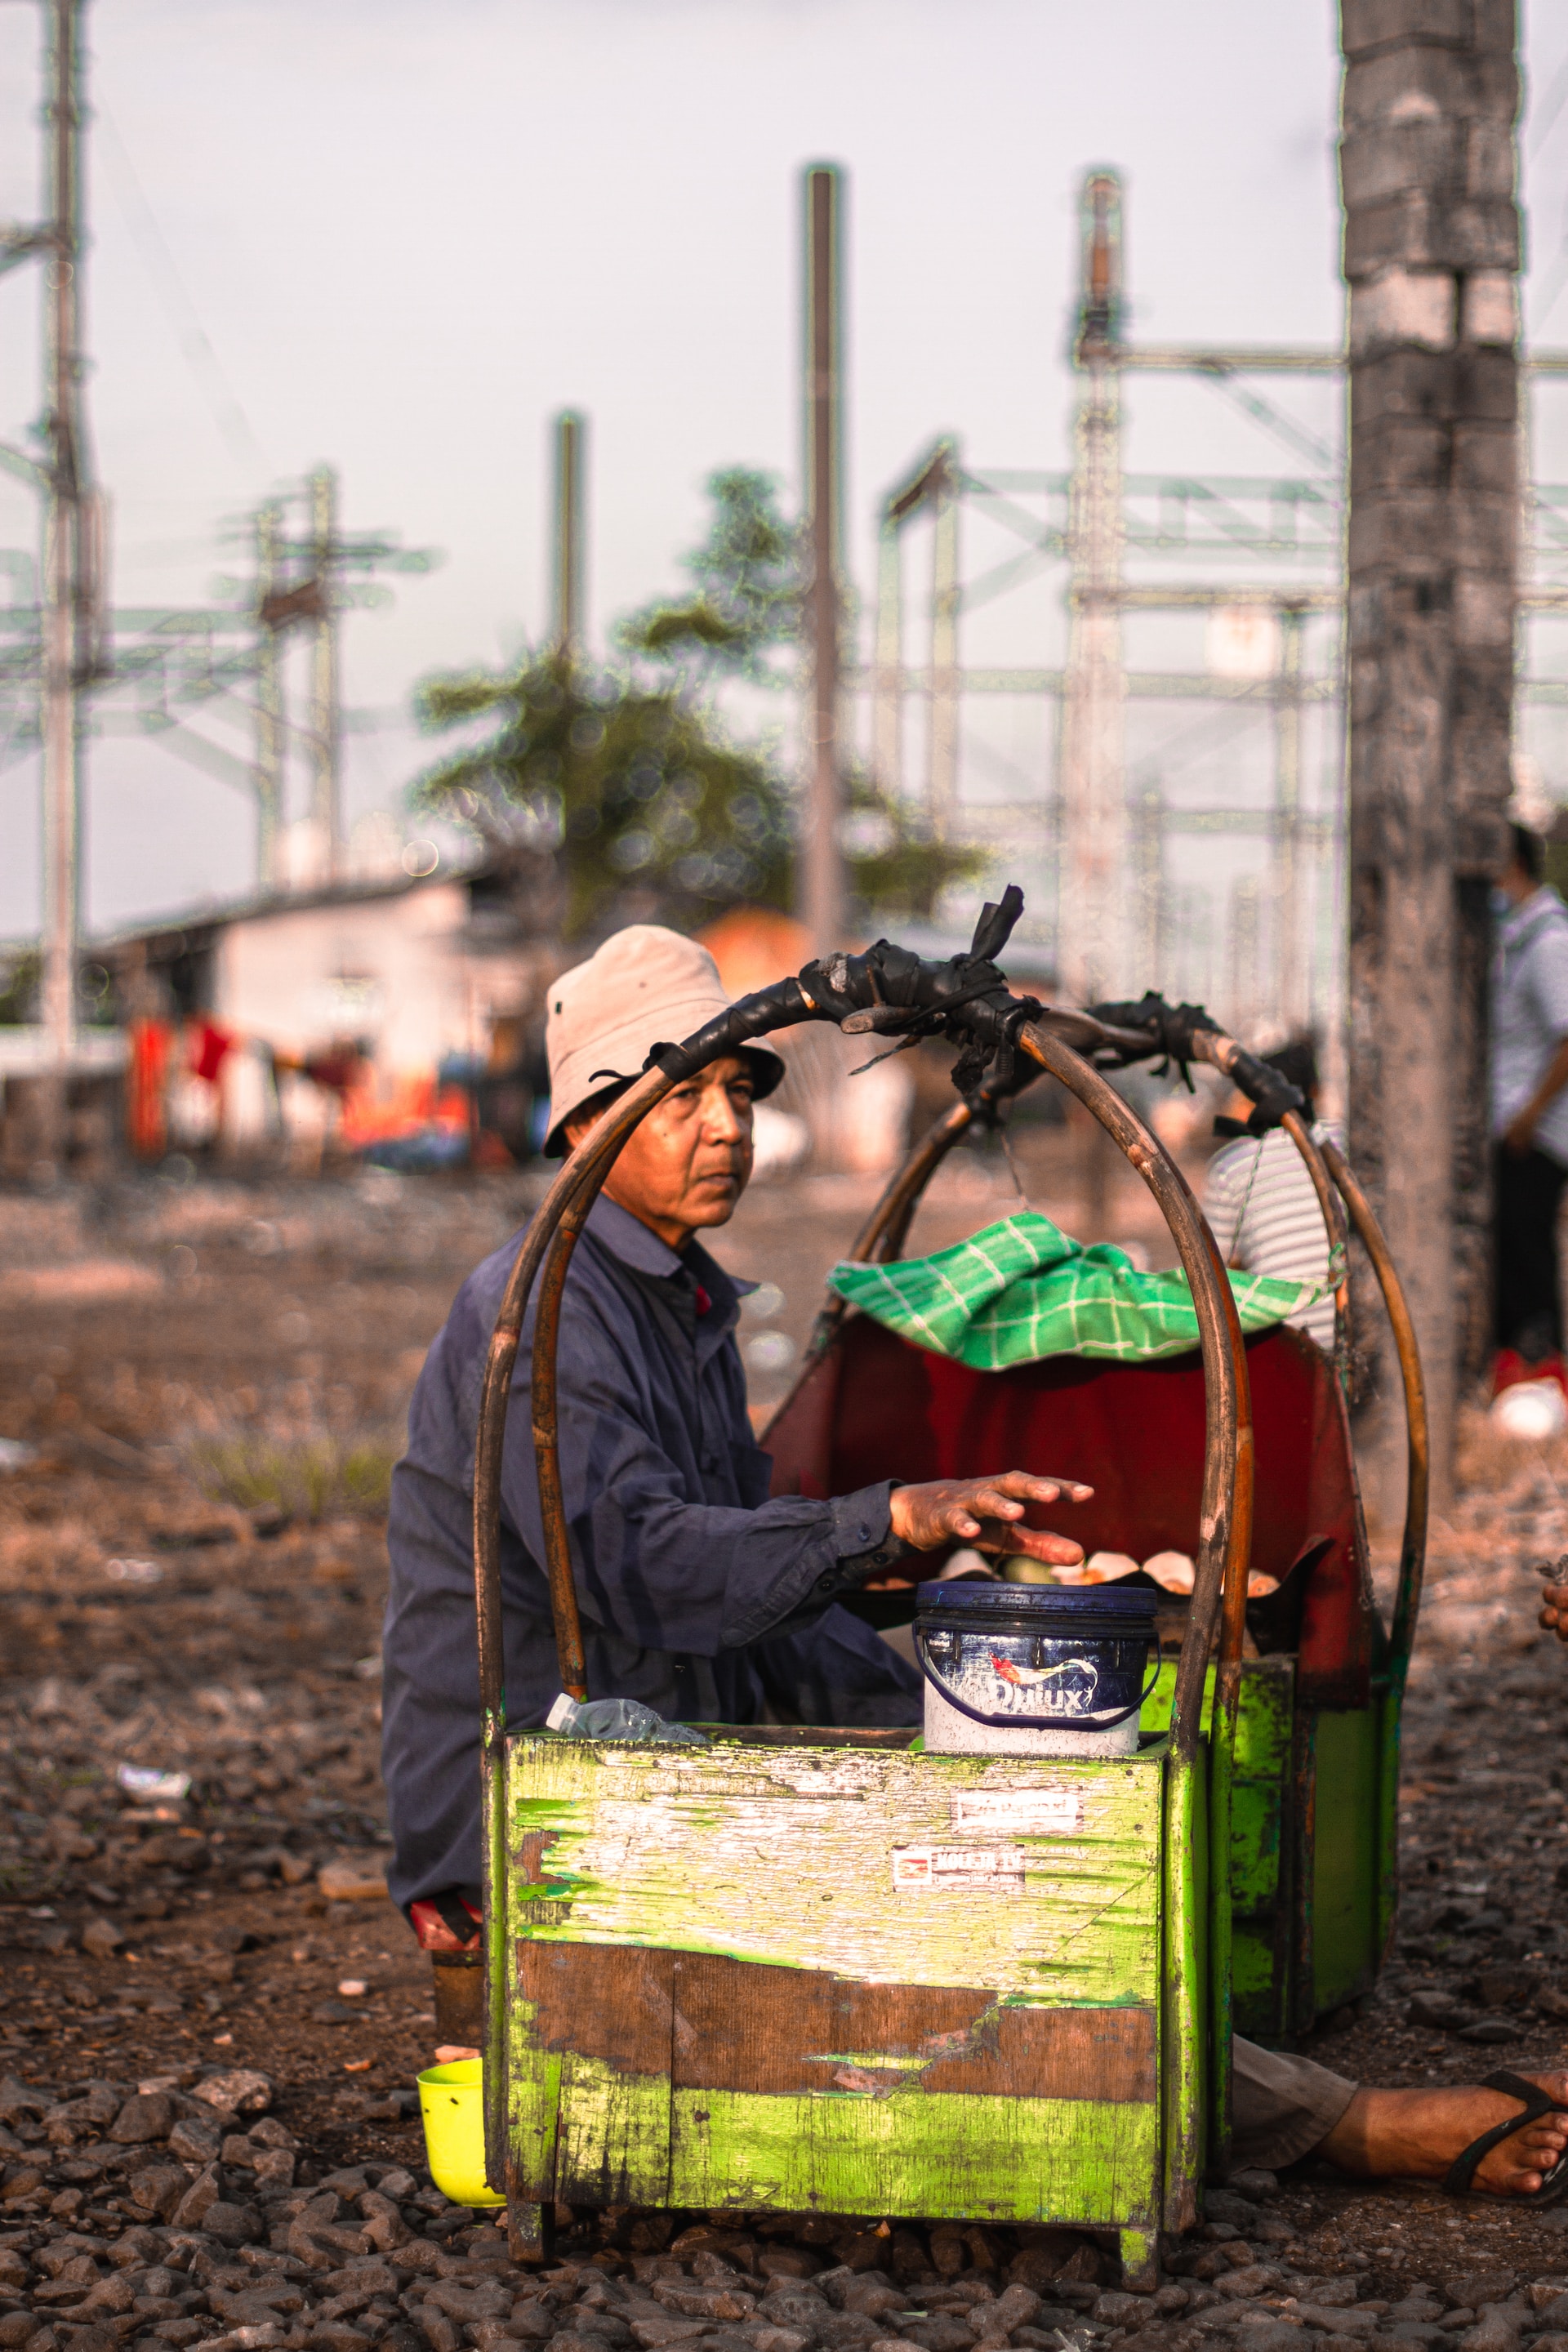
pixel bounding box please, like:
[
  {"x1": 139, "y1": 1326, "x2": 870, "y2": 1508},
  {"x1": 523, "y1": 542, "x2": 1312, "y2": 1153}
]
[{"x1": 827, "y1": 1209, "x2": 1324, "y2": 1369}]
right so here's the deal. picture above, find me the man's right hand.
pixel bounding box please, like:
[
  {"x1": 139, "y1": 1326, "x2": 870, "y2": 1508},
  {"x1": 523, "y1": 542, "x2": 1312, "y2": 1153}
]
[{"x1": 889, "y1": 1470, "x2": 1093, "y2": 1564}]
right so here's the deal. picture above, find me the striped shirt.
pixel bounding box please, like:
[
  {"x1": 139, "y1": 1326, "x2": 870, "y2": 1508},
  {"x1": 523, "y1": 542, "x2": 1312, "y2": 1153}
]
[{"x1": 1201, "y1": 1120, "x2": 1343, "y2": 1353}]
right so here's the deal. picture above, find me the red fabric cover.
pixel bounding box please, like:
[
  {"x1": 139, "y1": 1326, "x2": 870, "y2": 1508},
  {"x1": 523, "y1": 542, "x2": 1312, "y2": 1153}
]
[{"x1": 766, "y1": 1316, "x2": 1374, "y2": 1708}]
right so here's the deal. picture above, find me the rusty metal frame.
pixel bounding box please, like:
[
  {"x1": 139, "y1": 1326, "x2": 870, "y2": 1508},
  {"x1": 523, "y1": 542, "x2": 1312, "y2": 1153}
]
[
  {"x1": 776, "y1": 1019, "x2": 1428, "y2": 2056},
  {"x1": 470, "y1": 1004, "x2": 1250, "y2": 2234}
]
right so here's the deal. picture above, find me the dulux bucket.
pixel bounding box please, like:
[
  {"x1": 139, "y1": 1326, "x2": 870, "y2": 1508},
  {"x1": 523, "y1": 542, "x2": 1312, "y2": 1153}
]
[
  {"x1": 915, "y1": 1580, "x2": 1160, "y2": 1757},
  {"x1": 416, "y1": 2057, "x2": 506, "y2": 2208}
]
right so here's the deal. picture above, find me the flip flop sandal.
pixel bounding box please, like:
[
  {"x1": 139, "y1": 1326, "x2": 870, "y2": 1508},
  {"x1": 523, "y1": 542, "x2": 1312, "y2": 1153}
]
[{"x1": 1444, "y1": 2069, "x2": 1568, "y2": 2203}]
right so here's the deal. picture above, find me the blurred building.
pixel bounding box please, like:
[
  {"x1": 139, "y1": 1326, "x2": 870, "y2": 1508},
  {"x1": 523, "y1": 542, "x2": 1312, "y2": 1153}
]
[{"x1": 98, "y1": 865, "x2": 556, "y2": 1169}]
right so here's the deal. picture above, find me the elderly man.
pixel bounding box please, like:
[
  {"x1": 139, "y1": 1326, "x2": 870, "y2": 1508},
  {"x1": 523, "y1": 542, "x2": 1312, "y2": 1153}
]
[
  {"x1": 382, "y1": 926, "x2": 1090, "y2": 1944},
  {"x1": 383, "y1": 924, "x2": 1568, "y2": 2207}
]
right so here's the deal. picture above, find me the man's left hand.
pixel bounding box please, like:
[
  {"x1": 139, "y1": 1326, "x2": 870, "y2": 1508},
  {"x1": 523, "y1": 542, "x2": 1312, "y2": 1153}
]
[
  {"x1": 1505, "y1": 1105, "x2": 1541, "y2": 1156},
  {"x1": 889, "y1": 1470, "x2": 1094, "y2": 1564}
]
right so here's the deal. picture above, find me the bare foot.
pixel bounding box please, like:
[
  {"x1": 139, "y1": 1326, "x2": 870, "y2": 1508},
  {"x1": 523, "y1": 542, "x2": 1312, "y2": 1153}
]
[{"x1": 1320, "y1": 2073, "x2": 1568, "y2": 2195}]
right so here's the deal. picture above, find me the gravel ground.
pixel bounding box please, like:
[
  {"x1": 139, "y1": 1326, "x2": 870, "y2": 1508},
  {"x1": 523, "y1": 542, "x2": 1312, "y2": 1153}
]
[{"x1": 6, "y1": 1164, "x2": 1568, "y2": 2352}]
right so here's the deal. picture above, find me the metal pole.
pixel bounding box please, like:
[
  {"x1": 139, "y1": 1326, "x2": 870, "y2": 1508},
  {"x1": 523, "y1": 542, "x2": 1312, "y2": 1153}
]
[
  {"x1": 800, "y1": 163, "x2": 844, "y2": 957},
  {"x1": 872, "y1": 502, "x2": 902, "y2": 795},
  {"x1": 1059, "y1": 171, "x2": 1127, "y2": 1004},
  {"x1": 929, "y1": 438, "x2": 960, "y2": 837},
  {"x1": 1272, "y1": 604, "x2": 1305, "y2": 1030},
  {"x1": 308, "y1": 464, "x2": 340, "y2": 878},
  {"x1": 550, "y1": 411, "x2": 586, "y2": 657},
  {"x1": 1130, "y1": 778, "x2": 1163, "y2": 988},
  {"x1": 40, "y1": 0, "x2": 86, "y2": 1077},
  {"x1": 255, "y1": 499, "x2": 283, "y2": 891}
]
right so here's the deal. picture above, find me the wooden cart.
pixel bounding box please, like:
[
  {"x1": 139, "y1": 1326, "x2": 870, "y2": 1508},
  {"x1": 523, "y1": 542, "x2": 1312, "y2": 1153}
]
[{"x1": 467, "y1": 913, "x2": 1428, "y2": 2279}]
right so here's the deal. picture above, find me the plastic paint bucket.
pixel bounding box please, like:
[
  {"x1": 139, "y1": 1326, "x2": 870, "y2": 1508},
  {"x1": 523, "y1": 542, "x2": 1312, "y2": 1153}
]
[
  {"x1": 915, "y1": 1580, "x2": 1160, "y2": 1757},
  {"x1": 416, "y1": 2057, "x2": 506, "y2": 2208}
]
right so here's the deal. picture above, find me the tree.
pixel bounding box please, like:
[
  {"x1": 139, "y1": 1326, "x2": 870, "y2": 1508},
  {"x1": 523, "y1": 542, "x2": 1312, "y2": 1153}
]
[
  {"x1": 619, "y1": 469, "x2": 800, "y2": 688},
  {"x1": 412, "y1": 468, "x2": 986, "y2": 941},
  {"x1": 412, "y1": 651, "x2": 793, "y2": 940},
  {"x1": 622, "y1": 470, "x2": 987, "y2": 923}
]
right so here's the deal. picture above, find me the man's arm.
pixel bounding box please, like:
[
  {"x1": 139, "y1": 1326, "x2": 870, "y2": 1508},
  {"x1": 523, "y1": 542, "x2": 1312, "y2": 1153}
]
[
  {"x1": 501, "y1": 1299, "x2": 1088, "y2": 1660},
  {"x1": 1503, "y1": 1035, "x2": 1568, "y2": 1155},
  {"x1": 1504, "y1": 916, "x2": 1568, "y2": 1154}
]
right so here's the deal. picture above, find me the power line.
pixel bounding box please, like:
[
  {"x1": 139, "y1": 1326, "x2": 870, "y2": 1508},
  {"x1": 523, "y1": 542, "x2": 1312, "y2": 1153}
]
[{"x1": 95, "y1": 104, "x2": 273, "y2": 483}]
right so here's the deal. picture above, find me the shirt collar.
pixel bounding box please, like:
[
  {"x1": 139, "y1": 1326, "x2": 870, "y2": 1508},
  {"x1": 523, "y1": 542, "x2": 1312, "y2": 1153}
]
[
  {"x1": 585, "y1": 1192, "x2": 684, "y2": 1277},
  {"x1": 1501, "y1": 884, "x2": 1564, "y2": 947},
  {"x1": 583, "y1": 1192, "x2": 757, "y2": 1319}
]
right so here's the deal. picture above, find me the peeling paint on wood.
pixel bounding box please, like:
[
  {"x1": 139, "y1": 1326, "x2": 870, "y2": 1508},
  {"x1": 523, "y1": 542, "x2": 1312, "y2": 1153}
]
[
  {"x1": 506, "y1": 1735, "x2": 1161, "y2": 1998},
  {"x1": 502, "y1": 1730, "x2": 1180, "y2": 2226}
]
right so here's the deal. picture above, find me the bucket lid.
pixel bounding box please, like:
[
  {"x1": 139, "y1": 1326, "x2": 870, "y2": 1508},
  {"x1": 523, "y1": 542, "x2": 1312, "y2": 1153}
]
[{"x1": 915, "y1": 1579, "x2": 1158, "y2": 1623}]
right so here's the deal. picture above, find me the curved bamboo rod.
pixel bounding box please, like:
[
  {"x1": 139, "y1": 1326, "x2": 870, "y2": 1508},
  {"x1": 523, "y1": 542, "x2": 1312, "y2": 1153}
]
[
  {"x1": 1014, "y1": 1024, "x2": 1252, "y2": 1757},
  {"x1": 1319, "y1": 1137, "x2": 1430, "y2": 1676},
  {"x1": 1015, "y1": 1019, "x2": 1251, "y2": 2199},
  {"x1": 757, "y1": 1098, "x2": 975, "y2": 1448}
]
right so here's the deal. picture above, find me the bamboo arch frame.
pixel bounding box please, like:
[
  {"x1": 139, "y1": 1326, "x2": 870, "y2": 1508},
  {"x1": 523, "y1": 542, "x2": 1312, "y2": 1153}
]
[{"x1": 470, "y1": 1009, "x2": 1255, "y2": 2203}]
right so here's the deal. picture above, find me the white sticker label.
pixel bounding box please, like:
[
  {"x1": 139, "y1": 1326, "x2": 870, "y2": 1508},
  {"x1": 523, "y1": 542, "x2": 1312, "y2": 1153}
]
[
  {"x1": 951, "y1": 1788, "x2": 1084, "y2": 1836},
  {"x1": 892, "y1": 1844, "x2": 1027, "y2": 1894}
]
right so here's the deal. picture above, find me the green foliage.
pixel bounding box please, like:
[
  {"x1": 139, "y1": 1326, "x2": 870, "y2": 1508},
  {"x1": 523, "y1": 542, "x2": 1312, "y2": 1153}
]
[
  {"x1": 0, "y1": 948, "x2": 39, "y2": 1026},
  {"x1": 839, "y1": 776, "x2": 989, "y2": 924},
  {"x1": 412, "y1": 466, "x2": 986, "y2": 938},
  {"x1": 619, "y1": 469, "x2": 800, "y2": 686},
  {"x1": 413, "y1": 650, "x2": 793, "y2": 938}
]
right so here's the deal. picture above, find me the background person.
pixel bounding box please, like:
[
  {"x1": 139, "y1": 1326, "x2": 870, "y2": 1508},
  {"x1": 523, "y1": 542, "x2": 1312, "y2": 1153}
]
[
  {"x1": 1492, "y1": 822, "x2": 1568, "y2": 1398},
  {"x1": 1202, "y1": 1037, "x2": 1342, "y2": 1354}
]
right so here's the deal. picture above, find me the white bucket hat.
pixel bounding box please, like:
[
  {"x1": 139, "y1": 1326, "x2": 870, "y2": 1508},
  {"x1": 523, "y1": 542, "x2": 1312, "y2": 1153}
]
[{"x1": 544, "y1": 924, "x2": 786, "y2": 1155}]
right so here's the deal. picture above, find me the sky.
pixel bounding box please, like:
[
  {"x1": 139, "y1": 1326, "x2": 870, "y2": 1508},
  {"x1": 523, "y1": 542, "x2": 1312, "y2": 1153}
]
[{"x1": 0, "y1": 0, "x2": 1565, "y2": 942}]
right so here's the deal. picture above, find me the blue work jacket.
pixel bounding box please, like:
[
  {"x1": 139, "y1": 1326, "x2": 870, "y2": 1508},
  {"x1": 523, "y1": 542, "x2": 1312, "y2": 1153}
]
[{"x1": 382, "y1": 1193, "x2": 921, "y2": 1910}]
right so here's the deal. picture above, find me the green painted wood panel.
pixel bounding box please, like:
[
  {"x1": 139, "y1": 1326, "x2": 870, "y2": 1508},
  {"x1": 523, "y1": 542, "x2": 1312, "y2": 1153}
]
[
  {"x1": 1143, "y1": 1660, "x2": 1294, "y2": 2040},
  {"x1": 670, "y1": 2084, "x2": 1160, "y2": 2224},
  {"x1": 504, "y1": 1735, "x2": 1163, "y2": 2000},
  {"x1": 502, "y1": 1731, "x2": 1171, "y2": 2225},
  {"x1": 1312, "y1": 1705, "x2": 1379, "y2": 2016}
]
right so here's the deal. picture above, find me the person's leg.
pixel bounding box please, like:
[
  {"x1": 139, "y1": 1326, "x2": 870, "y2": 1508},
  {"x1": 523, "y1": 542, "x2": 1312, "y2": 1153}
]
[
  {"x1": 1496, "y1": 1147, "x2": 1568, "y2": 1361},
  {"x1": 1232, "y1": 2038, "x2": 1356, "y2": 2169},
  {"x1": 1544, "y1": 1150, "x2": 1568, "y2": 1357},
  {"x1": 1321, "y1": 2074, "x2": 1568, "y2": 2193},
  {"x1": 1231, "y1": 2038, "x2": 1568, "y2": 2193}
]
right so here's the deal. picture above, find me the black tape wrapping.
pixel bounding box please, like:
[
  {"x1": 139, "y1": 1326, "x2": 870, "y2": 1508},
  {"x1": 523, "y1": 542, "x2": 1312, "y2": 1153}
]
[
  {"x1": 1222, "y1": 1046, "x2": 1307, "y2": 1133},
  {"x1": 644, "y1": 941, "x2": 1038, "y2": 1107},
  {"x1": 1085, "y1": 993, "x2": 1216, "y2": 1070}
]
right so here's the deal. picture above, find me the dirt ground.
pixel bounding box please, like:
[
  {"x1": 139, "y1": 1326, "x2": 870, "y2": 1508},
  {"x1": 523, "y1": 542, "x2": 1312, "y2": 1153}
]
[{"x1": 6, "y1": 1144, "x2": 1568, "y2": 2352}]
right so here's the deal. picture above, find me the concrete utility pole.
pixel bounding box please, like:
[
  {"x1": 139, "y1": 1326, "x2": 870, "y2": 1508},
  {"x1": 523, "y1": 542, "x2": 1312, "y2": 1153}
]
[
  {"x1": 1341, "y1": 0, "x2": 1521, "y2": 1491},
  {"x1": 800, "y1": 163, "x2": 845, "y2": 958},
  {"x1": 39, "y1": 0, "x2": 90, "y2": 1075},
  {"x1": 551, "y1": 411, "x2": 586, "y2": 657},
  {"x1": 307, "y1": 463, "x2": 341, "y2": 876},
  {"x1": 1059, "y1": 172, "x2": 1128, "y2": 1004}
]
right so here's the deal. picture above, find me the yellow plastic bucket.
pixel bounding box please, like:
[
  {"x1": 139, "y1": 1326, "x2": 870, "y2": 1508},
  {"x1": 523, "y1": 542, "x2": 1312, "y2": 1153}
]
[{"x1": 416, "y1": 2058, "x2": 506, "y2": 2208}]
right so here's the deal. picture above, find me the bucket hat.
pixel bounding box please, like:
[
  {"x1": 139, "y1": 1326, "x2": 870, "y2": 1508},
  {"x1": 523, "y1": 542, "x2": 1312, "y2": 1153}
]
[{"x1": 544, "y1": 924, "x2": 785, "y2": 1155}]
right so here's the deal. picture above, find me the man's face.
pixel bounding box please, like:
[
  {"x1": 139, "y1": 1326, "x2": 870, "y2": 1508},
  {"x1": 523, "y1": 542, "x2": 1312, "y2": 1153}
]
[
  {"x1": 575, "y1": 1057, "x2": 756, "y2": 1242},
  {"x1": 1502, "y1": 857, "x2": 1539, "y2": 907}
]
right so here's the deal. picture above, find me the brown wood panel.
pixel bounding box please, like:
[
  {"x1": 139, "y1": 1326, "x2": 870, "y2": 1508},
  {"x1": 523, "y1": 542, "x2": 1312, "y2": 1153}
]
[
  {"x1": 519, "y1": 1939, "x2": 675, "y2": 2074},
  {"x1": 668, "y1": 1950, "x2": 1155, "y2": 2104},
  {"x1": 924, "y1": 2002, "x2": 1155, "y2": 2102},
  {"x1": 520, "y1": 1942, "x2": 1155, "y2": 2106}
]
